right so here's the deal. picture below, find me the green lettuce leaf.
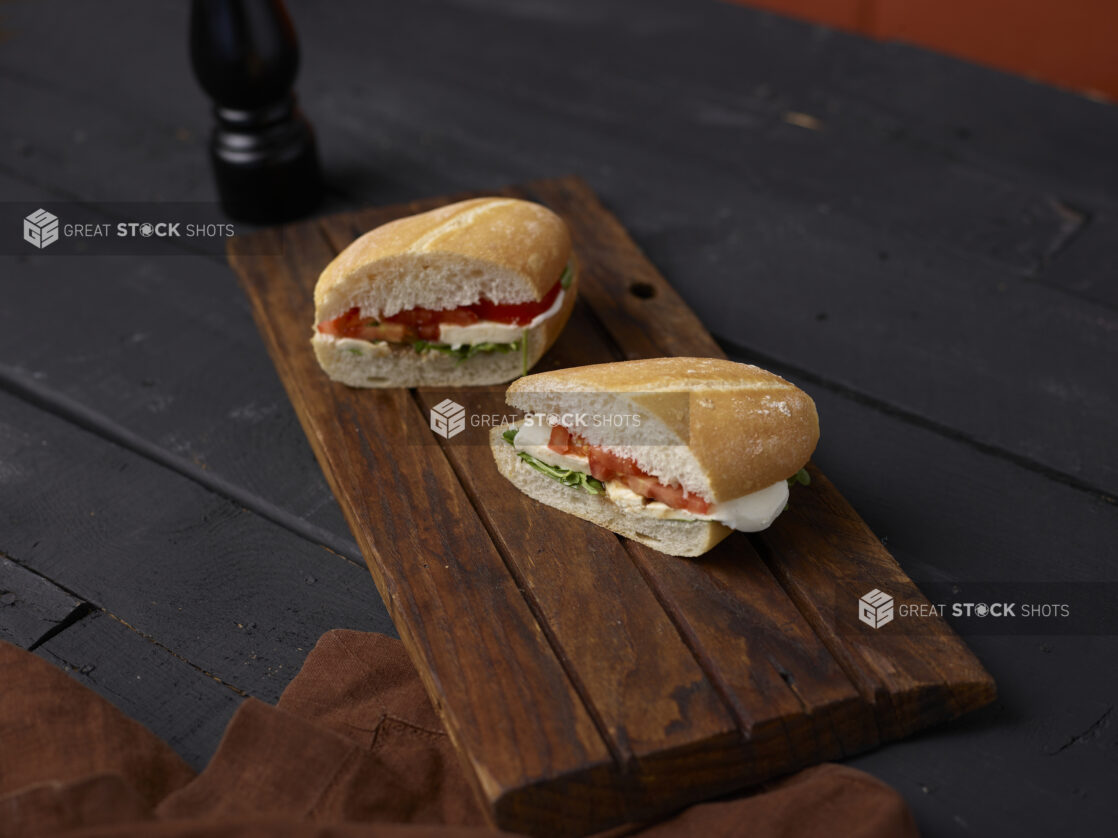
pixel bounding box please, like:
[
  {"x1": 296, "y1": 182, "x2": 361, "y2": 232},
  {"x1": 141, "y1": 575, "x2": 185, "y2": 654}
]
[
  {"x1": 502, "y1": 427, "x2": 604, "y2": 494},
  {"x1": 787, "y1": 467, "x2": 811, "y2": 488},
  {"x1": 560, "y1": 263, "x2": 574, "y2": 289}
]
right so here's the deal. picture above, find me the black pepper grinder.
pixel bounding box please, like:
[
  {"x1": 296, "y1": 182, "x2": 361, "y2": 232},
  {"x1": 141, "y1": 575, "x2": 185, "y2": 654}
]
[{"x1": 190, "y1": 0, "x2": 322, "y2": 222}]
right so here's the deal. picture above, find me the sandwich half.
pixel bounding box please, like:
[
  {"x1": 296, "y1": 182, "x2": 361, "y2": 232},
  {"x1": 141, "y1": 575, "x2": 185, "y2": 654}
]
[
  {"x1": 490, "y1": 357, "x2": 820, "y2": 557},
  {"x1": 312, "y1": 197, "x2": 577, "y2": 387}
]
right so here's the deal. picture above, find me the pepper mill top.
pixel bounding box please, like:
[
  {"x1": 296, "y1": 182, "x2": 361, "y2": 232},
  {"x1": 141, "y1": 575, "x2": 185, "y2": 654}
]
[{"x1": 190, "y1": 0, "x2": 322, "y2": 223}]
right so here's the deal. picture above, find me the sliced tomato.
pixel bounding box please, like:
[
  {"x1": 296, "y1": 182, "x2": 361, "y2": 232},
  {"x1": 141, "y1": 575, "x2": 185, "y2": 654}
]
[
  {"x1": 587, "y1": 446, "x2": 643, "y2": 482},
  {"x1": 382, "y1": 306, "x2": 480, "y2": 341},
  {"x1": 434, "y1": 309, "x2": 480, "y2": 326},
  {"x1": 567, "y1": 431, "x2": 591, "y2": 457},
  {"x1": 548, "y1": 425, "x2": 572, "y2": 454},
  {"x1": 549, "y1": 424, "x2": 713, "y2": 513},
  {"x1": 624, "y1": 475, "x2": 710, "y2": 514},
  {"x1": 548, "y1": 426, "x2": 591, "y2": 457},
  {"x1": 316, "y1": 307, "x2": 412, "y2": 342},
  {"x1": 315, "y1": 278, "x2": 562, "y2": 344},
  {"x1": 472, "y1": 280, "x2": 561, "y2": 325},
  {"x1": 316, "y1": 307, "x2": 363, "y2": 337},
  {"x1": 581, "y1": 436, "x2": 711, "y2": 513}
]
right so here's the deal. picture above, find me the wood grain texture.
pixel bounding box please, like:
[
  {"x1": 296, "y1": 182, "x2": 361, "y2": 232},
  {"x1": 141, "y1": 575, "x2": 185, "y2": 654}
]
[
  {"x1": 0, "y1": 556, "x2": 85, "y2": 650},
  {"x1": 754, "y1": 465, "x2": 995, "y2": 741},
  {"x1": 229, "y1": 176, "x2": 995, "y2": 836},
  {"x1": 34, "y1": 609, "x2": 244, "y2": 772},
  {"x1": 4, "y1": 0, "x2": 1117, "y2": 495},
  {"x1": 772, "y1": 378, "x2": 1118, "y2": 837},
  {"x1": 316, "y1": 210, "x2": 747, "y2": 791},
  {"x1": 0, "y1": 1, "x2": 1113, "y2": 834},
  {"x1": 0, "y1": 389, "x2": 393, "y2": 704},
  {"x1": 232, "y1": 220, "x2": 624, "y2": 834},
  {"x1": 626, "y1": 539, "x2": 876, "y2": 766}
]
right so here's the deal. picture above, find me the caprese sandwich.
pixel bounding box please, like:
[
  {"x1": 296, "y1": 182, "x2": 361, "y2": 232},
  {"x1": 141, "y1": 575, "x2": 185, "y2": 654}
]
[
  {"x1": 490, "y1": 357, "x2": 819, "y2": 557},
  {"x1": 312, "y1": 197, "x2": 577, "y2": 387}
]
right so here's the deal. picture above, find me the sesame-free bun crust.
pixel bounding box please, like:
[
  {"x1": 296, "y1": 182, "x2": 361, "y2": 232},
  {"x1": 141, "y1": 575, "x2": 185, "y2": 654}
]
[
  {"x1": 505, "y1": 357, "x2": 819, "y2": 502},
  {"x1": 490, "y1": 425, "x2": 732, "y2": 558},
  {"x1": 314, "y1": 197, "x2": 572, "y2": 323}
]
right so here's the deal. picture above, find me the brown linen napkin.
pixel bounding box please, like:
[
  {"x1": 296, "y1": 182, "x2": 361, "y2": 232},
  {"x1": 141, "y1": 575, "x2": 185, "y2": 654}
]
[{"x1": 0, "y1": 631, "x2": 918, "y2": 838}]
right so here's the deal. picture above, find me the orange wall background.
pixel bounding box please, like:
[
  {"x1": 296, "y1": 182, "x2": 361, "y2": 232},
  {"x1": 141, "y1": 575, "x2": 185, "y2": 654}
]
[{"x1": 734, "y1": 0, "x2": 1118, "y2": 101}]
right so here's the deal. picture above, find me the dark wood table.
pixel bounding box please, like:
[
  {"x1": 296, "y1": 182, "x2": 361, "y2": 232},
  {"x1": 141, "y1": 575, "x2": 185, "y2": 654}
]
[{"x1": 1, "y1": 1, "x2": 1115, "y2": 835}]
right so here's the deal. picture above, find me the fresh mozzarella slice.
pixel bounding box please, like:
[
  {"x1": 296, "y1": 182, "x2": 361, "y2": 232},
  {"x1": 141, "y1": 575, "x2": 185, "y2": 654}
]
[{"x1": 438, "y1": 289, "x2": 566, "y2": 347}]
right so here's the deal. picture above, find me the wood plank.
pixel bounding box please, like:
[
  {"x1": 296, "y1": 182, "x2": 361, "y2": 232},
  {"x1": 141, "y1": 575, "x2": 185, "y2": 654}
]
[
  {"x1": 0, "y1": 555, "x2": 85, "y2": 649},
  {"x1": 1039, "y1": 211, "x2": 1118, "y2": 309},
  {"x1": 524, "y1": 176, "x2": 995, "y2": 736},
  {"x1": 414, "y1": 392, "x2": 750, "y2": 798},
  {"x1": 0, "y1": 245, "x2": 355, "y2": 545},
  {"x1": 2, "y1": 0, "x2": 1115, "y2": 215},
  {"x1": 723, "y1": 348, "x2": 1118, "y2": 587},
  {"x1": 34, "y1": 609, "x2": 244, "y2": 772},
  {"x1": 231, "y1": 221, "x2": 626, "y2": 835},
  {"x1": 230, "y1": 176, "x2": 995, "y2": 835},
  {"x1": 317, "y1": 200, "x2": 876, "y2": 808},
  {"x1": 626, "y1": 539, "x2": 877, "y2": 766},
  {"x1": 0, "y1": 389, "x2": 395, "y2": 705},
  {"x1": 313, "y1": 213, "x2": 749, "y2": 783},
  {"x1": 519, "y1": 178, "x2": 723, "y2": 361},
  {"x1": 0, "y1": 2, "x2": 1112, "y2": 834},
  {"x1": 666, "y1": 201, "x2": 1118, "y2": 497},
  {"x1": 773, "y1": 378, "x2": 1118, "y2": 838},
  {"x1": 754, "y1": 466, "x2": 995, "y2": 741},
  {"x1": 356, "y1": 207, "x2": 875, "y2": 788},
  {"x1": 3, "y1": 0, "x2": 1117, "y2": 510}
]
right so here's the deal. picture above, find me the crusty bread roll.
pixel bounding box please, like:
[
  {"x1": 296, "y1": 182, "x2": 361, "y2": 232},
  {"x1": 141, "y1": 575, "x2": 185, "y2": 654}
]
[
  {"x1": 506, "y1": 357, "x2": 820, "y2": 501},
  {"x1": 312, "y1": 197, "x2": 577, "y2": 388},
  {"x1": 492, "y1": 357, "x2": 820, "y2": 557}
]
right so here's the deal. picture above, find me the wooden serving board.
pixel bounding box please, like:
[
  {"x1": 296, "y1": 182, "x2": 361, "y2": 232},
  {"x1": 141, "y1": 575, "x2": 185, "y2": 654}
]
[{"x1": 228, "y1": 176, "x2": 995, "y2": 837}]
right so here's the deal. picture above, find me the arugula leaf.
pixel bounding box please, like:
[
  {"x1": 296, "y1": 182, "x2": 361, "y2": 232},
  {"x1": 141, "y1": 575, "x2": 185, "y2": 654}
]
[
  {"x1": 517, "y1": 452, "x2": 605, "y2": 494},
  {"x1": 502, "y1": 428, "x2": 604, "y2": 494},
  {"x1": 560, "y1": 263, "x2": 574, "y2": 289},
  {"x1": 787, "y1": 467, "x2": 811, "y2": 488}
]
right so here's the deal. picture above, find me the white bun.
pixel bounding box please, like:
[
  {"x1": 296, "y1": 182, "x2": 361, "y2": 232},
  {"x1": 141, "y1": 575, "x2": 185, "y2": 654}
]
[{"x1": 314, "y1": 197, "x2": 572, "y2": 323}]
